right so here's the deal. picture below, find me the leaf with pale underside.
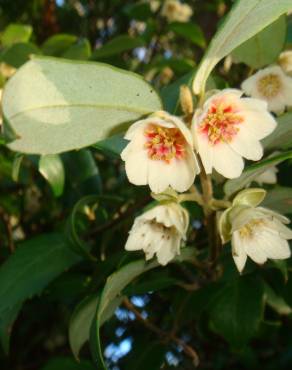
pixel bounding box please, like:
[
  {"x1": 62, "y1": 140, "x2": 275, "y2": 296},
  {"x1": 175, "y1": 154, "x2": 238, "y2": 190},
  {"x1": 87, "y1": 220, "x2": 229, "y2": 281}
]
[
  {"x1": 2, "y1": 56, "x2": 162, "y2": 155},
  {"x1": 193, "y1": 0, "x2": 292, "y2": 95}
]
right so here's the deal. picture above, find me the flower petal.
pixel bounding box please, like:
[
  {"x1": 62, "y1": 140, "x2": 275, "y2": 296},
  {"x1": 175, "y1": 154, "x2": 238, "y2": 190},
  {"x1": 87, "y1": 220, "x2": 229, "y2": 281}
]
[
  {"x1": 244, "y1": 237, "x2": 267, "y2": 265},
  {"x1": 229, "y1": 128, "x2": 263, "y2": 161},
  {"x1": 212, "y1": 143, "x2": 244, "y2": 178},
  {"x1": 232, "y1": 232, "x2": 248, "y2": 273}
]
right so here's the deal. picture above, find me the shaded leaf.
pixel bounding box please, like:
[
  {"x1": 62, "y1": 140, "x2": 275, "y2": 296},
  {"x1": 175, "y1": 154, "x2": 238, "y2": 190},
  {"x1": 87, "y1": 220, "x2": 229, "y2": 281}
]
[
  {"x1": 262, "y1": 186, "x2": 292, "y2": 214},
  {"x1": 0, "y1": 42, "x2": 41, "y2": 68},
  {"x1": 224, "y1": 151, "x2": 292, "y2": 197},
  {"x1": 93, "y1": 134, "x2": 127, "y2": 156},
  {"x1": 263, "y1": 112, "x2": 292, "y2": 151},
  {"x1": 264, "y1": 282, "x2": 292, "y2": 315},
  {"x1": 69, "y1": 294, "x2": 123, "y2": 360},
  {"x1": 39, "y1": 154, "x2": 65, "y2": 197},
  {"x1": 209, "y1": 274, "x2": 265, "y2": 348},
  {"x1": 42, "y1": 34, "x2": 77, "y2": 56},
  {"x1": 90, "y1": 248, "x2": 196, "y2": 369},
  {"x1": 0, "y1": 233, "x2": 80, "y2": 347},
  {"x1": 168, "y1": 22, "x2": 206, "y2": 48},
  {"x1": 91, "y1": 35, "x2": 145, "y2": 60},
  {"x1": 41, "y1": 357, "x2": 95, "y2": 370}
]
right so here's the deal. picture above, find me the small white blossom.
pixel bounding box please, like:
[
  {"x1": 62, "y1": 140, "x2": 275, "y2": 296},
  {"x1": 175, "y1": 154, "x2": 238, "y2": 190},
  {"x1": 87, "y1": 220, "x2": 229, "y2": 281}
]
[
  {"x1": 121, "y1": 111, "x2": 200, "y2": 194},
  {"x1": 278, "y1": 50, "x2": 292, "y2": 74},
  {"x1": 231, "y1": 207, "x2": 292, "y2": 273},
  {"x1": 125, "y1": 202, "x2": 189, "y2": 265},
  {"x1": 254, "y1": 166, "x2": 278, "y2": 185},
  {"x1": 161, "y1": 0, "x2": 193, "y2": 23},
  {"x1": 241, "y1": 65, "x2": 292, "y2": 114},
  {"x1": 192, "y1": 89, "x2": 276, "y2": 179},
  {"x1": 149, "y1": 0, "x2": 160, "y2": 12}
]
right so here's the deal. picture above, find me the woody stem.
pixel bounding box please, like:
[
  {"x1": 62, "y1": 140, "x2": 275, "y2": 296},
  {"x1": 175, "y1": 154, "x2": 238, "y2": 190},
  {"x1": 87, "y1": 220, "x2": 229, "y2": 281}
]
[{"x1": 197, "y1": 156, "x2": 219, "y2": 264}]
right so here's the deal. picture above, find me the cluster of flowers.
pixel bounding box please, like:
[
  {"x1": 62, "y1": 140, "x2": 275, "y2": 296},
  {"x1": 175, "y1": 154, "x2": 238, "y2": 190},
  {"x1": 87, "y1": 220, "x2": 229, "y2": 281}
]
[
  {"x1": 121, "y1": 55, "x2": 292, "y2": 272},
  {"x1": 150, "y1": 0, "x2": 193, "y2": 23}
]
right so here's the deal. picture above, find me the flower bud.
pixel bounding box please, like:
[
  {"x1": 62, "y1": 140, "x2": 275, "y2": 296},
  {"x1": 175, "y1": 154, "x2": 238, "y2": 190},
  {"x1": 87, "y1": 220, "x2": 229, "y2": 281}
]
[{"x1": 180, "y1": 85, "x2": 194, "y2": 115}]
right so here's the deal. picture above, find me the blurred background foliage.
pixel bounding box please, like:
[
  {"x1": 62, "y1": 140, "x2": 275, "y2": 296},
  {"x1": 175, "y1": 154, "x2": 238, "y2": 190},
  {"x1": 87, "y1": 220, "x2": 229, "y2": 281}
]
[{"x1": 0, "y1": 1, "x2": 292, "y2": 370}]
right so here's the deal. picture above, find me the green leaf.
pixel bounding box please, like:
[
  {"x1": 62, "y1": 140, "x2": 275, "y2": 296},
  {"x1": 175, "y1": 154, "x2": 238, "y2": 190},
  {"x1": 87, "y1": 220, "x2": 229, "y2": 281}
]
[
  {"x1": 263, "y1": 112, "x2": 292, "y2": 151},
  {"x1": 264, "y1": 282, "x2": 292, "y2": 315},
  {"x1": 209, "y1": 275, "x2": 265, "y2": 348},
  {"x1": 161, "y1": 71, "x2": 195, "y2": 114},
  {"x1": 62, "y1": 39, "x2": 92, "y2": 60},
  {"x1": 1, "y1": 24, "x2": 32, "y2": 47},
  {"x1": 168, "y1": 22, "x2": 206, "y2": 48},
  {"x1": 123, "y1": 3, "x2": 153, "y2": 21},
  {"x1": 262, "y1": 186, "x2": 292, "y2": 214},
  {"x1": 91, "y1": 35, "x2": 145, "y2": 60},
  {"x1": 0, "y1": 233, "x2": 80, "y2": 347},
  {"x1": 161, "y1": 70, "x2": 215, "y2": 114},
  {"x1": 69, "y1": 294, "x2": 123, "y2": 360},
  {"x1": 90, "y1": 247, "x2": 196, "y2": 369},
  {"x1": 126, "y1": 340, "x2": 166, "y2": 370},
  {"x1": 232, "y1": 16, "x2": 286, "y2": 68},
  {"x1": 39, "y1": 154, "x2": 65, "y2": 197},
  {"x1": 93, "y1": 134, "x2": 127, "y2": 156},
  {"x1": 224, "y1": 151, "x2": 292, "y2": 197},
  {"x1": 193, "y1": 0, "x2": 292, "y2": 95},
  {"x1": 42, "y1": 34, "x2": 77, "y2": 56},
  {"x1": 63, "y1": 149, "x2": 102, "y2": 194},
  {"x1": 2, "y1": 56, "x2": 162, "y2": 154},
  {"x1": 0, "y1": 42, "x2": 41, "y2": 68},
  {"x1": 41, "y1": 357, "x2": 95, "y2": 370},
  {"x1": 66, "y1": 195, "x2": 122, "y2": 260},
  {"x1": 12, "y1": 153, "x2": 24, "y2": 182},
  {"x1": 69, "y1": 295, "x2": 98, "y2": 360},
  {"x1": 0, "y1": 302, "x2": 22, "y2": 354}
]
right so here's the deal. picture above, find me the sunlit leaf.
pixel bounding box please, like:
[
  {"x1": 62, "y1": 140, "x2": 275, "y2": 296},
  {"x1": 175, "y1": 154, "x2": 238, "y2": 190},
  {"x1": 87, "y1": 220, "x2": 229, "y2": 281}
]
[
  {"x1": 1, "y1": 24, "x2": 32, "y2": 47},
  {"x1": 193, "y1": 0, "x2": 292, "y2": 95},
  {"x1": 2, "y1": 56, "x2": 162, "y2": 154},
  {"x1": 232, "y1": 16, "x2": 286, "y2": 68}
]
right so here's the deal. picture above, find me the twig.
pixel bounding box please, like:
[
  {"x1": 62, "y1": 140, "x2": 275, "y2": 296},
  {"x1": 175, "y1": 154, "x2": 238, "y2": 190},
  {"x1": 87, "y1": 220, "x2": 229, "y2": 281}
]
[
  {"x1": 88, "y1": 195, "x2": 151, "y2": 237},
  {"x1": 197, "y1": 156, "x2": 220, "y2": 265},
  {"x1": 123, "y1": 298, "x2": 200, "y2": 367}
]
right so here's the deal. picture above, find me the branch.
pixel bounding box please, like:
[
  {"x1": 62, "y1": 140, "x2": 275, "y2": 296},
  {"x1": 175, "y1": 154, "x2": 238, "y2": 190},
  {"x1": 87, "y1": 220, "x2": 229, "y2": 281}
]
[{"x1": 123, "y1": 298, "x2": 200, "y2": 367}]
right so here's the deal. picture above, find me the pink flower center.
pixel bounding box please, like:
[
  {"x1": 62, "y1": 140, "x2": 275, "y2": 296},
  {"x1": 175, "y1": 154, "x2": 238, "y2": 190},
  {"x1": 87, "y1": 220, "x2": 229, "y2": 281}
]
[
  {"x1": 144, "y1": 124, "x2": 186, "y2": 163},
  {"x1": 199, "y1": 101, "x2": 244, "y2": 145}
]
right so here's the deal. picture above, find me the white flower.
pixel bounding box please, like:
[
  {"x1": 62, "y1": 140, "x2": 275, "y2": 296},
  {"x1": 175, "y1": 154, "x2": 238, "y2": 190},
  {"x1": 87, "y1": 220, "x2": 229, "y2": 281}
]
[
  {"x1": 121, "y1": 111, "x2": 200, "y2": 194},
  {"x1": 231, "y1": 207, "x2": 292, "y2": 273},
  {"x1": 254, "y1": 166, "x2": 278, "y2": 185},
  {"x1": 149, "y1": 0, "x2": 160, "y2": 12},
  {"x1": 161, "y1": 0, "x2": 193, "y2": 23},
  {"x1": 192, "y1": 89, "x2": 276, "y2": 179},
  {"x1": 278, "y1": 50, "x2": 292, "y2": 74},
  {"x1": 125, "y1": 202, "x2": 189, "y2": 265},
  {"x1": 241, "y1": 65, "x2": 292, "y2": 114}
]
